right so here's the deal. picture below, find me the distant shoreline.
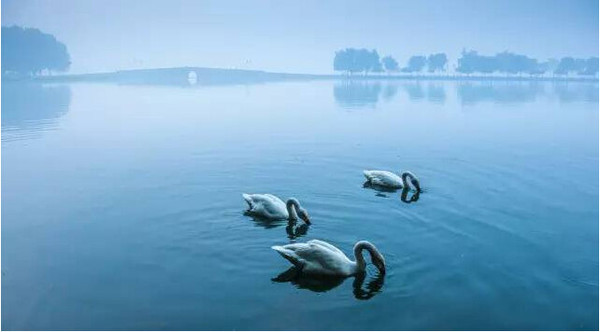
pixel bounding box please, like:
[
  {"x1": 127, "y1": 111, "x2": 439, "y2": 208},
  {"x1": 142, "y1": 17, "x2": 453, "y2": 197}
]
[{"x1": 3, "y1": 66, "x2": 598, "y2": 85}]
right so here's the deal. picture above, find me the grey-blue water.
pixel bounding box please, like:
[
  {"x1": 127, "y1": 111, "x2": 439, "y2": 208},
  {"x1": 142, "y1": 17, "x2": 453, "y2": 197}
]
[{"x1": 2, "y1": 80, "x2": 598, "y2": 330}]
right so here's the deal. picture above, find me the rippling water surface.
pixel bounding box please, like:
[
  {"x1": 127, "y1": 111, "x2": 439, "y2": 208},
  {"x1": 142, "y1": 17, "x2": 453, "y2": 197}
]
[{"x1": 2, "y1": 80, "x2": 598, "y2": 330}]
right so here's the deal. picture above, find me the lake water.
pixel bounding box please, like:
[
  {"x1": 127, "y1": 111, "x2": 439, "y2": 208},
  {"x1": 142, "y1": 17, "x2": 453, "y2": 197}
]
[{"x1": 2, "y1": 79, "x2": 598, "y2": 330}]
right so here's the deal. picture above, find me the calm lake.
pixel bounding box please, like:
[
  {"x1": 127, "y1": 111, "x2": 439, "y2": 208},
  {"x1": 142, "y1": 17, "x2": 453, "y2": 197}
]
[{"x1": 2, "y1": 79, "x2": 598, "y2": 330}]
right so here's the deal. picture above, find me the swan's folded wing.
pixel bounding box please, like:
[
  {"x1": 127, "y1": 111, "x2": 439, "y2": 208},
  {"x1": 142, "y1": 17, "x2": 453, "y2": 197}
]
[
  {"x1": 242, "y1": 193, "x2": 255, "y2": 208},
  {"x1": 248, "y1": 194, "x2": 284, "y2": 207},
  {"x1": 243, "y1": 194, "x2": 285, "y2": 214},
  {"x1": 263, "y1": 194, "x2": 282, "y2": 203},
  {"x1": 275, "y1": 242, "x2": 347, "y2": 267},
  {"x1": 307, "y1": 239, "x2": 345, "y2": 256},
  {"x1": 364, "y1": 170, "x2": 382, "y2": 185},
  {"x1": 366, "y1": 170, "x2": 401, "y2": 186},
  {"x1": 305, "y1": 242, "x2": 350, "y2": 271},
  {"x1": 243, "y1": 194, "x2": 268, "y2": 204},
  {"x1": 272, "y1": 244, "x2": 309, "y2": 268}
]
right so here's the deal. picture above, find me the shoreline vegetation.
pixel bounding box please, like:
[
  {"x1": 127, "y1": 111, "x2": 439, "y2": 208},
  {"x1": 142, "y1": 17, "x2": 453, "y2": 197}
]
[{"x1": 3, "y1": 67, "x2": 597, "y2": 86}]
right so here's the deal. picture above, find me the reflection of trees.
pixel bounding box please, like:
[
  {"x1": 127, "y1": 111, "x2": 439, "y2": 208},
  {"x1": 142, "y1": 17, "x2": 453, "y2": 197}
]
[
  {"x1": 334, "y1": 81, "x2": 450, "y2": 108},
  {"x1": 334, "y1": 81, "x2": 382, "y2": 108},
  {"x1": 427, "y1": 83, "x2": 446, "y2": 103},
  {"x1": 404, "y1": 82, "x2": 447, "y2": 102},
  {"x1": 272, "y1": 267, "x2": 384, "y2": 300},
  {"x1": 381, "y1": 84, "x2": 399, "y2": 101},
  {"x1": 2, "y1": 82, "x2": 71, "y2": 128},
  {"x1": 457, "y1": 81, "x2": 598, "y2": 104},
  {"x1": 334, "y1": 80, "x2": 595, "y2": 107},
  {"x1": 403, "y1": 83, "x2": 425, "y2": 100},
  {"x1": 457, "y1": 82, "x2": 543, "y2": 105},
  {"x1": 552, "y1": 82, "x2": 599, "y2": 103}
]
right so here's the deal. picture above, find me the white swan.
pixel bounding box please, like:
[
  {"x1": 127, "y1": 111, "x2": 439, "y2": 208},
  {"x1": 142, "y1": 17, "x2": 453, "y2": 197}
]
[
  {"x1": 363, "y1": 170, "x2": 421, "y2": 191},
  {"x1": 242, "y1": 194, "x2": 311, "y2": 224},
  {"x1": 272, "y1": 239, "x2": 385, "y2": 276}
]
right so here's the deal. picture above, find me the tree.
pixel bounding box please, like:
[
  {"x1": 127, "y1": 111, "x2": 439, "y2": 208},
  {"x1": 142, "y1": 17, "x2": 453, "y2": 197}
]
[
  {"x1": 456, "y1": 50, "x2": 478, "y2": 74},
  {"x1": 427, "y1": 53, "x2": 447, "y2": 73},
  {"x1": 554, "y1": 57, "x2": 576, "y2": 75},
  {"x1": 333, "y1": 48, "x2": 382, "y2": 75},
  {"x1": 554, "y1": 56, "x2": 597, "y2": 76},
  {"x1": 540, "y1": 58, "x2": 559, "y2": 75},
  {"x1": 368, "y1": 49, "x2": 383, "y2": 74},
  {"x1": 495, "y1": 51, "x2": 538, "y2": 76},
  {"x1": 381, "y1": 56, "x2": 399, "y2": 73},
  {"x1": 458, "y1": 50, "x2": 539, "y2": 76},
  {"x1": 581, "y1": 57, "x2": 599, "y2": 76},
  {"x1": 402, "y1": 55, "x2": 426, "y2": 73},
  {"x1": 334, "y1": 48, "x2": 356, "y2": 73},
  {"x1": 2, "y1": 26, "x2": 71, "y2": 76}
]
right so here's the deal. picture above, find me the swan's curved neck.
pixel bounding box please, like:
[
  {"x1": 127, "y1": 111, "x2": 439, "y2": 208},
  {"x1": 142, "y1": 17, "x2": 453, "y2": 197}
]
[
  {"x1": 353, "y1": 241, "x2": 380, "y2": 272},
  {"x1": 286, "y1": 199, "x2": 300, "y2": 221},
  {"x1": 401, "y1": 171, "x2": 420, "y2": 191}
]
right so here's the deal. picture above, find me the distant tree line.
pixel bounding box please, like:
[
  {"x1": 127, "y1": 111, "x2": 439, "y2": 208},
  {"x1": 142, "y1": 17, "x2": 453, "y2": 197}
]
[
  {"x1": 333, "y1": 48, "x2": 598, "y2": 77},
  {"x1": 457, "y1": 50, "x2": 598, "y2": 77},
  {"x1": 2, "y1": 26, "x2": 71, "y2": 77},
  {"x1": 334, "y1": 48, "x2": 446, "y2": 75}
]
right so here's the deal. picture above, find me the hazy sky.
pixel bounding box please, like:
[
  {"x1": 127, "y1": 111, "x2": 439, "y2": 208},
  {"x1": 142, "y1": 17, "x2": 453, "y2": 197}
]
[{"x1": 2, "y1": 0, "x2": 598, "y2": 74}]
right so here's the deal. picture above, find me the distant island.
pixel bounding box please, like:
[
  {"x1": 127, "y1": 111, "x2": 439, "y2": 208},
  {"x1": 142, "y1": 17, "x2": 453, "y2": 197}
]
[{"x1": 1, "y1": 26, "x2": 598, "y2": 85}]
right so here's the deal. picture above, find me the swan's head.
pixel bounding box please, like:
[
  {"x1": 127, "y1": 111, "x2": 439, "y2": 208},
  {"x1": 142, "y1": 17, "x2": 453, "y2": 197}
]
[{"x1": 298, "y1": 208, "x2": 311, "y2": 225}]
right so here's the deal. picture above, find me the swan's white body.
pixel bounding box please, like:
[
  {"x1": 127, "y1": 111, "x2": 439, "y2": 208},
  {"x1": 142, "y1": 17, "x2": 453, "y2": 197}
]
[
  {"x1": 242, "y1": 194, "x2": 310, "y2": 224},
  {"x1": 363, "y1": 170, "x2": 421, "y2": 191},
  {"x1": 272, "y1": 240, "x2": 385, "y2": 276},
  {"x1": 243, "y1": 193, "x2": 289, "y2": 219},
  {"x1": 363, "y1": 170, "x2": 403, "y2": 188}
]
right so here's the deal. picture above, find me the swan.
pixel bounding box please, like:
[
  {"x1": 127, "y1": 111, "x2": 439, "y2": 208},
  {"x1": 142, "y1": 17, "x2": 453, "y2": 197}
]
[
  {"x1": 271, "y1": 239, "x2": 385, "y2": 276},
  {"x1": 363, "y1": 170, "x2": 421, "y2": 191},
  {"x1": 242, "y1": 194, "x2": 310, "y2": 224}
]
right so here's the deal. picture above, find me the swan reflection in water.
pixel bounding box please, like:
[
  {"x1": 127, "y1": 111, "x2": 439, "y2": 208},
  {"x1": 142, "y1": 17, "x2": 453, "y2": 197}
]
[
  {"x1": 363, "y1": 182, "x2": 421, "y2": 204},
  {"x1": 285, "y1": 222, "x2": 309, "y2": 240},
  {"x1": 245, "y1": 213, "x2": 310, "y2": 239},
  {"x1": 272, "y1": 267, "x2": 385, "y2": 300},
  {"x1": 362, "y1": 180, "x2": 399, "y2": 195},
  {"x1": 400, "y1": 187, "x2": 420, "y2": 204}
]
